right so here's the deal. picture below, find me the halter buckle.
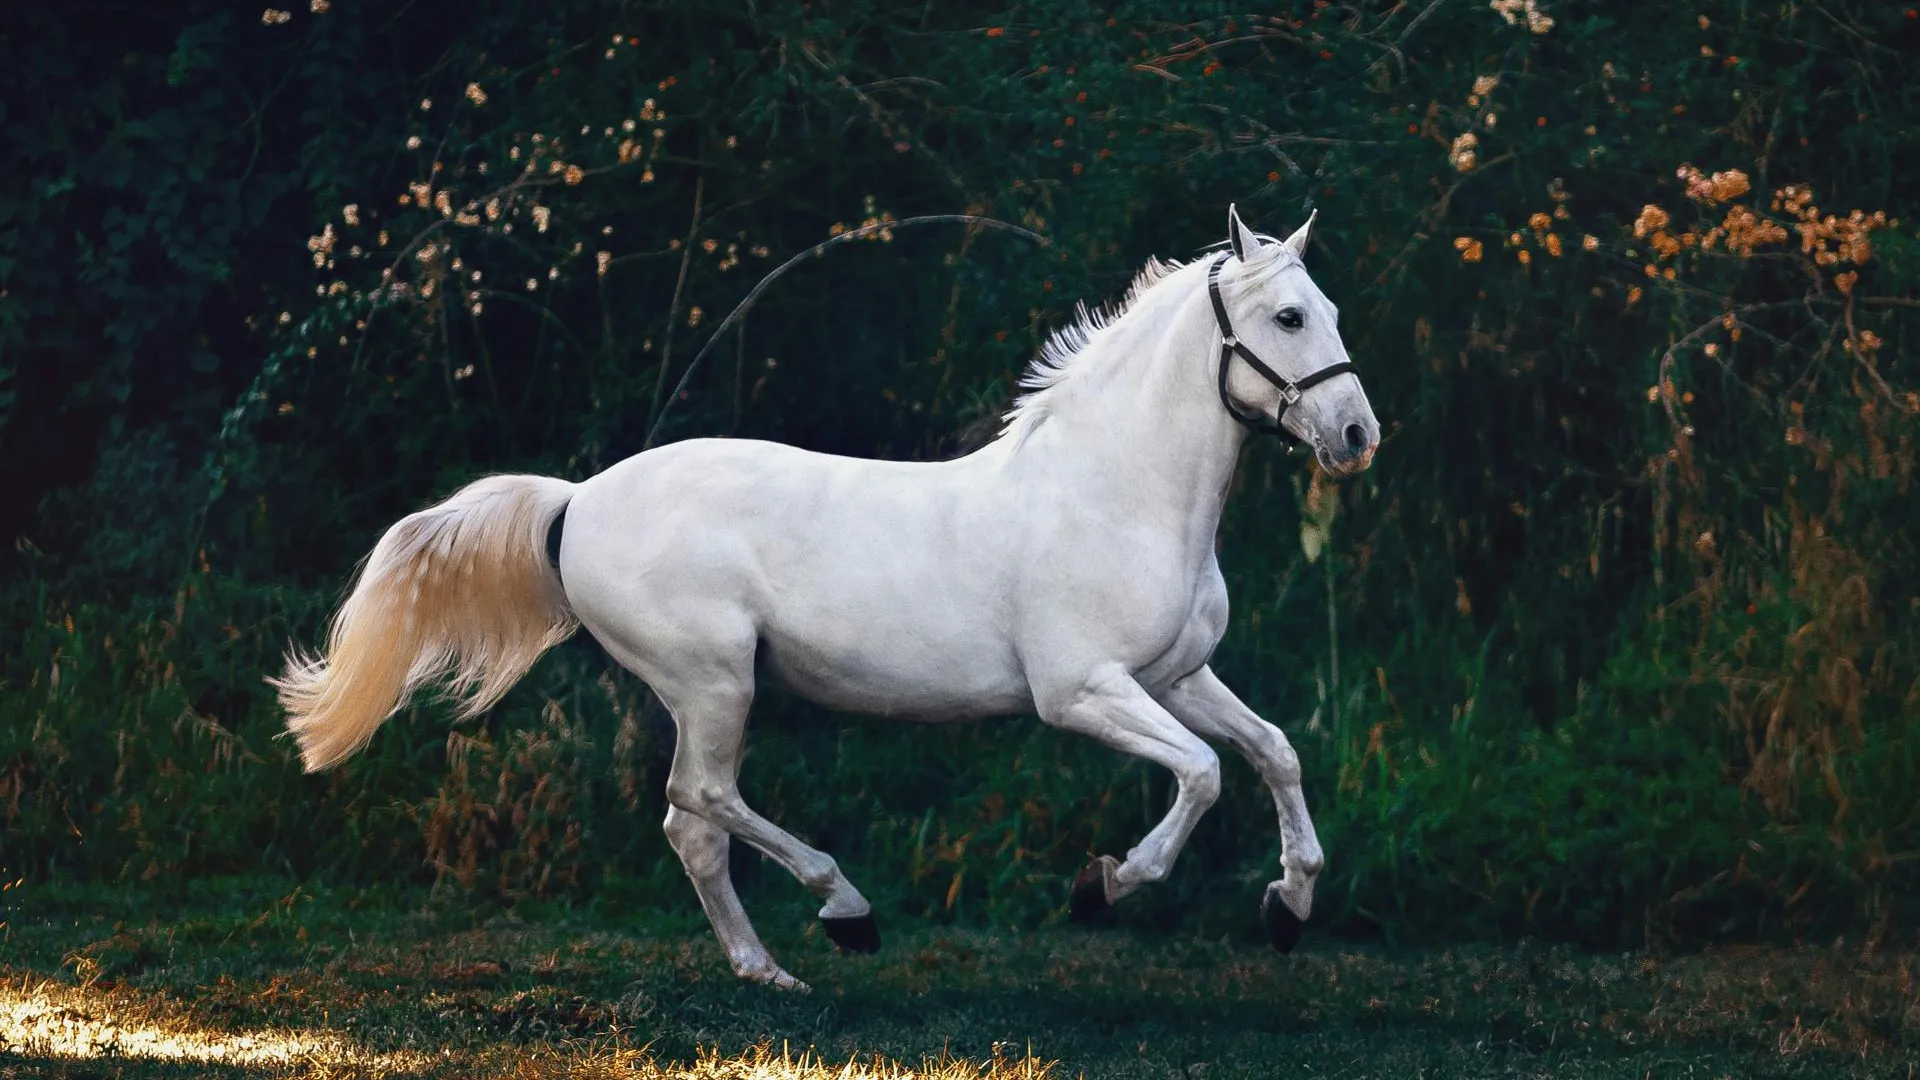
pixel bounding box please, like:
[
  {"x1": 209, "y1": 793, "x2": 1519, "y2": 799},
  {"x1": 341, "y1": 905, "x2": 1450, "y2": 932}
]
[
  {"x1": 1221, "y1": 333, "x2": 1238, "y2": 349},
  {"x1": 1280, "y1": 384, "x2": 1302, "y2": 405}
]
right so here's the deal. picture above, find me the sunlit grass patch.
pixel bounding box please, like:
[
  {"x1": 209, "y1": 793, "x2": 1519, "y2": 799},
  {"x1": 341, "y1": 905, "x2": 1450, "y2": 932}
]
[
  {"x1": 0, "y1": 976, "x2": 1060, "y2": 1080},
  {"x1": 492, "y1": 1041, "x2": 1058, "y2": 1080},
  {"x1": 0, "y1": 979, "x2": 430, "y2": 1070}
]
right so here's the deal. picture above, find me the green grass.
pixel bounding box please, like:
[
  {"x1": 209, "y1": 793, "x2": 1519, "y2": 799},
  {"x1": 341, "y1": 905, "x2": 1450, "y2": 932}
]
[{"x1": 3, "y1": 878, "x2": 1916, "y2": 1078}]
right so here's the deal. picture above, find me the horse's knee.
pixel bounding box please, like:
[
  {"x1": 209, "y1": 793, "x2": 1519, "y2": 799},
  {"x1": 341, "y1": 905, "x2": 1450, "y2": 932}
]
[{"x1": 1183, "y1": 750, "x2": 1223, "y2": 808}]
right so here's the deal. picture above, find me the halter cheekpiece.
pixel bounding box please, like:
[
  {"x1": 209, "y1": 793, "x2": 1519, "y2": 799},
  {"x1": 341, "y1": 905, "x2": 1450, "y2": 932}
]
[{"x1": 1207, "y1": 253, "x2": 1357, "y2": 438}]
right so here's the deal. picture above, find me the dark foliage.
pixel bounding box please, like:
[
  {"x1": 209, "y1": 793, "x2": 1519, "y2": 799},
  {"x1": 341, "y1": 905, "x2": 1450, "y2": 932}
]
[{"x1": 3, "y1": 0, "x2": 1917, "y2": 947}]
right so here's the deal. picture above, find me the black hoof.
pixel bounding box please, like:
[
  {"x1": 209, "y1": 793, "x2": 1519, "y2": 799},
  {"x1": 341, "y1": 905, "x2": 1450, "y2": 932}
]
[
  {"x1": 821, "y1": 912, "x2": 880, "y2": 954},
  {"x1": 1068, "y1": 856, "x2": 1119, "y2": 925},
  {"x1": 1262, "y1": 884, "x2": 1306, "y2": 953}
]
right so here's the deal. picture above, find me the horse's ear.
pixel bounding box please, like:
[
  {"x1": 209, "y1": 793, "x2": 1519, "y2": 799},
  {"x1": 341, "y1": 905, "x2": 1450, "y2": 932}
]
[
  {"x1": 1226, "y1": 203, "x2": 1256, "y2": 261},
  {"x1": 1281, "y1": 209, "x2": 1318, "y2": 259}
]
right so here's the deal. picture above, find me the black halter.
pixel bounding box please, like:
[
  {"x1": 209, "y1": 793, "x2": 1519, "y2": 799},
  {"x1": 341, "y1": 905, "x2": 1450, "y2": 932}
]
[{"x1": 1206, "y1": 253, "x2": 1357, "y2": 438}]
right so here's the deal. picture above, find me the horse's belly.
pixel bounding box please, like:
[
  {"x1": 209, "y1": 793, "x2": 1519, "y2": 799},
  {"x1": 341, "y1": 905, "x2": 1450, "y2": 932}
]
[{"x1": 758, "y1": 623, "x2": 1032, "y2": 722}]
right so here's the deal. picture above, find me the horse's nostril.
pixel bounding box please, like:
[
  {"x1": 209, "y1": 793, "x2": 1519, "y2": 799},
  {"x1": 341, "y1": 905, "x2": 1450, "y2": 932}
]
[{"x1": 1343, "y1": 423, "x2": 1367, "y2": 453}]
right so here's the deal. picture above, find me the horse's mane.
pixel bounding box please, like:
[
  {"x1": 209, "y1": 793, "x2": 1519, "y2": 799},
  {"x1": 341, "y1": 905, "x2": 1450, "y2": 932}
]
[
  {"x1": 997, "y1": 256, "x2": 1183, "y2": 446},
  {"x1": 997, "y1": 237, "x2": 1300, "y2": 446}
]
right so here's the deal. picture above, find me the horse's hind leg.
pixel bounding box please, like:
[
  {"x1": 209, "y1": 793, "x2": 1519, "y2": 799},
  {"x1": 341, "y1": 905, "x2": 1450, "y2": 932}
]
[
  {"x1": 662, "y1": 806, "x2": 807, "y2": 989},
  {"x1": 590, "y1": 613, "x2": 873, "y2": 985},
  {"x1": 643, "y1": 641, "x2": 878, "y2": 975}
]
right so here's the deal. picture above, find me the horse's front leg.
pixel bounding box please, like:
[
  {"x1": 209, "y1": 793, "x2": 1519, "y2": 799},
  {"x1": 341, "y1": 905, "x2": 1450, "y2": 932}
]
[
  {"x1": 1036, "y1": 663, "x2": 1222, "y2": 917},
  {"x1": 1158, "y1": 664, "x2": 1323, "y2": 952}
]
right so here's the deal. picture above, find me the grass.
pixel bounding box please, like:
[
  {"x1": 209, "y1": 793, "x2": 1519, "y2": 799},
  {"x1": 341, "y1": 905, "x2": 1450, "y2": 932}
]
[{"x1": 3, "y1": 878, "x2": 1917, "y2": 1078}]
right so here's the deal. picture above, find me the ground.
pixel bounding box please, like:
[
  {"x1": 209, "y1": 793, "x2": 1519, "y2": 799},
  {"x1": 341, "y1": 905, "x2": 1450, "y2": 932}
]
[{"x1": 2, "y1": 879, "x2": 1915, "y2": 1078}]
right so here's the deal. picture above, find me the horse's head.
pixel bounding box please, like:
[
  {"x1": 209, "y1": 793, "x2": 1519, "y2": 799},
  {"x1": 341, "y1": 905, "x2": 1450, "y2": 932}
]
[{"x1": 1215, "y1": 205, "x2": 1378, "y2": 476}]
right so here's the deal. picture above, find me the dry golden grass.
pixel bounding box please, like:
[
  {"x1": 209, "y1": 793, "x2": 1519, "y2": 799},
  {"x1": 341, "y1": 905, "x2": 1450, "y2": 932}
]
[
  {"x1": 0, "y1": 977, "x2": 1057, "y2": 1080},
  {"x1": 0, "y1": 978, "x2": 430, "y2": 1072},
  {"x1": 467, "y1": 1042, "x2": 1056, "y2": 1080}
]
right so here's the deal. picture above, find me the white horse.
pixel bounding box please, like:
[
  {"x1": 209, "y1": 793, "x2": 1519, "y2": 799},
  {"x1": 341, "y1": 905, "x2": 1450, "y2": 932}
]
[{"x1": 275, "y1": 206, "x2": 1378, "y2": 989}]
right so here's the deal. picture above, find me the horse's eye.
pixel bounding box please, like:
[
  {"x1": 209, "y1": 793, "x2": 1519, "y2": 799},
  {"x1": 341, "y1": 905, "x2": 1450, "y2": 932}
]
[{"x1": 1275, "y1": 308, "x2": 1305, "y2": 331}]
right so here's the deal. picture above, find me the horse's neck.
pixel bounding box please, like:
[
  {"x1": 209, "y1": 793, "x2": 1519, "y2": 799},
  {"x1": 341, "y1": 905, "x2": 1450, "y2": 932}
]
[{"x1": 1015, "y1": 274, "x2": 1247, "y2": 553}]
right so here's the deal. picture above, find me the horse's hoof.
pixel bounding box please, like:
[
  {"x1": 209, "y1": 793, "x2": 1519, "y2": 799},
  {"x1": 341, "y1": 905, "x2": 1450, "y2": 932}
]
[
  {"x1": 1068, "y1": 855, "x2": 1120, "y2": 924},
  {"x1": 821, "y1": 912, "x2": 880, "y2": 954},
  {"x1": 768, "y1": 970, "x2": 811, "y2": 992},
  {"x1": 1261, "y1": 883, "x2": 1306, "y2": 953},
  {"x1": 739, "y1": 963, "x2": 810, "y2": 992}
]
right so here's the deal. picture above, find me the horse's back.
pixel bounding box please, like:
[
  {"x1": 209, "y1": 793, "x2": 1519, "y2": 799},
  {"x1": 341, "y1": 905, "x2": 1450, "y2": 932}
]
[{"x1": 560, "y1": 438, "x2": 1032, "y2": 719}]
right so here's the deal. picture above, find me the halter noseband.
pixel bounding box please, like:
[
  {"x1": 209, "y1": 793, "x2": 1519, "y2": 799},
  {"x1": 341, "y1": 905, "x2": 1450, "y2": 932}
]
[{"x1": 1206, "y1": 253, "x2": 1357, "y2": 439}]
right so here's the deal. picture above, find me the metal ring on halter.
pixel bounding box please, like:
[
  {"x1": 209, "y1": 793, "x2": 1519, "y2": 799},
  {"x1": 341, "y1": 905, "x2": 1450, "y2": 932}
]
[{"x1": 1206, "y1": 253, "x2": 1356, "y2": 439}]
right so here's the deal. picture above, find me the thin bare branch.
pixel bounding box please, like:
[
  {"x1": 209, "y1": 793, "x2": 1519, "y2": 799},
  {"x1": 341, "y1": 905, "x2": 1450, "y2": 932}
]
[{"x1": 644, "y1": 215, "x2": 1050, "y2": 449}]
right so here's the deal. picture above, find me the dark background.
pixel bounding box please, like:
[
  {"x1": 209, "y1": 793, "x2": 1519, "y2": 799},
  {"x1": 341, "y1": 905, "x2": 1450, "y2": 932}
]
[{"x1": 3, "y1": 0, "x2": 1917, "y2": 948}]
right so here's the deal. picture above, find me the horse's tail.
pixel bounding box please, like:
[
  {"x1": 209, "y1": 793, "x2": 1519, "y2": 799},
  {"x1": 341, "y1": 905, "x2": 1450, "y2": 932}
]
[{"x1": 273, "y1": 474, "x2": 579, "y2": 773}]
